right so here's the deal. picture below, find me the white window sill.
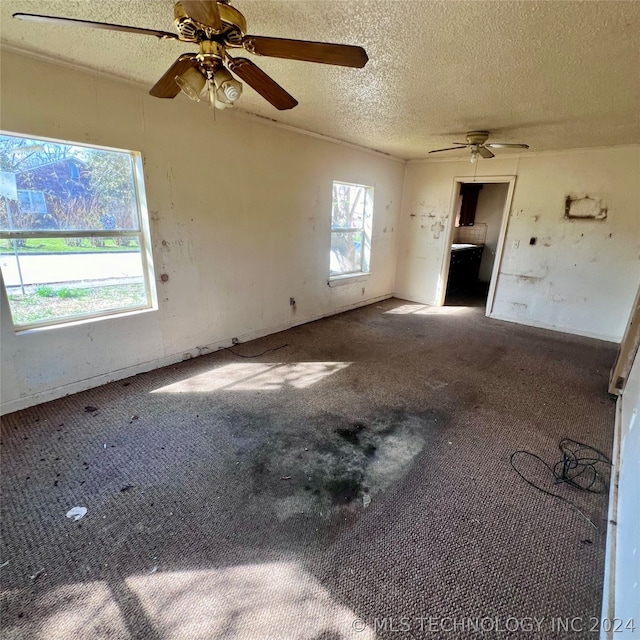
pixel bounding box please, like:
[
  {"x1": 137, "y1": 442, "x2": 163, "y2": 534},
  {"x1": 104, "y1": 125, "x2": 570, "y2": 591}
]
[
  {"x1": 327, "y1": 273, "x2": 370, "y2": 288},
  {"x1": 14, "y1": 305, "x2": 156, "y2": 334}
]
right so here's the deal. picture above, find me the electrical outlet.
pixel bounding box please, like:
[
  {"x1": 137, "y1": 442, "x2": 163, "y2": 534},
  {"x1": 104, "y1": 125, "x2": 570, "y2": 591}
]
[{"x1": 512, "y1": 239, "x2": 520, "y2": 249}]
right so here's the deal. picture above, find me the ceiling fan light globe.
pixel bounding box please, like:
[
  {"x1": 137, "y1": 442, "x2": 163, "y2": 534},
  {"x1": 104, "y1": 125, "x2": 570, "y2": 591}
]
[
  {"x1": 175, "y1": 67, "x2": 206, "y2": 101},
  {"x1": 470, "y1": 150, "x2": 479, "y2": 164},
  {"x1": 222, "y1": 80, "x2": 243, "y2": 103},
  {"x1": 213, "y1": 68, "x2": 242, "y2": 104},
  {"x1": 213, "y1": 68, "x2": 233, "y2": 89}
]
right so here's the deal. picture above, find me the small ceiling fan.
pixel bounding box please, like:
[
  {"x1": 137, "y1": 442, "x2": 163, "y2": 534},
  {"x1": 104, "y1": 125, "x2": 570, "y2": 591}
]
[
  {"x1": 13, "y1": 1, "x2": 368, "y2": 111},
  {"x1": 429, "y1": 131, "x2": 529, "y2": 163}
]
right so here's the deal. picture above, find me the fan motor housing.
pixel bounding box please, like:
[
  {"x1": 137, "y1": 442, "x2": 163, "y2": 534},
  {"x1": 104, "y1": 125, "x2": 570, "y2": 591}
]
[
  {"x1": 466, "y1": 131, "x2": 490, "y2": 145},
  {"x1": 174, "y1": 1, "x2": 246, "y2": 45}
]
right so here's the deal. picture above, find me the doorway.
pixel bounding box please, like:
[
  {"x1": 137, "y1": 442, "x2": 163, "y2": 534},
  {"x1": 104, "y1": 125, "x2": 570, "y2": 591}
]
[{"x1": 439, "y1": 176, "x2": 516, "y2": 314}]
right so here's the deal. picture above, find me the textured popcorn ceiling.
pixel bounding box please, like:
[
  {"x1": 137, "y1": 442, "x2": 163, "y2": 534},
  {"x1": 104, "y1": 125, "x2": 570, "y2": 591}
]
[{"x1": 1, "y1": 0, "x2": 639, "y2": 159}]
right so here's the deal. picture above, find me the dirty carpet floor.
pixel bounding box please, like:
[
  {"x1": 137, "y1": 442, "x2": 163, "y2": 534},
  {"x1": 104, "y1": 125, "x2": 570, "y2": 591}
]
[{"x1": 0, "y1": 297, "x2": 617, "y2": 640}]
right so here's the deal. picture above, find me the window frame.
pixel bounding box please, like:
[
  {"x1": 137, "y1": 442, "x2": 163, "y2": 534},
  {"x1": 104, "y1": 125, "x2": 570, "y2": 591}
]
[
  {"x1": 329, "y1": 180, "x2": 373, "y2": 280},
  {"x1": 0, "y1": 131, "x2": 156, "y2": 332}
]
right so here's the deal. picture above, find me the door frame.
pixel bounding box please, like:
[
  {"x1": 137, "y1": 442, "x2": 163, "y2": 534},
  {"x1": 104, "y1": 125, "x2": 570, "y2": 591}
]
[{"x1": 437, "y1": 175, "x2": 517, "y2": 317}]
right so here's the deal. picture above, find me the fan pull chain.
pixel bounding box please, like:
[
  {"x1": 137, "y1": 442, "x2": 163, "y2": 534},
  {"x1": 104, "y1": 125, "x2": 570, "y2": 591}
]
[{"x1": 208, "y1": 78, "x2": 215, "y2": 111}]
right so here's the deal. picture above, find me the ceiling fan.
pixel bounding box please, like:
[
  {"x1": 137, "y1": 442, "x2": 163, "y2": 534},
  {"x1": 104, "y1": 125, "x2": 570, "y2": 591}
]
[
  {"x1": 13, "y1": 1, "x2": 369, "y2": 111},
  {"x1": 429, "y1": 131, "x2": 529, "y2": 163}
]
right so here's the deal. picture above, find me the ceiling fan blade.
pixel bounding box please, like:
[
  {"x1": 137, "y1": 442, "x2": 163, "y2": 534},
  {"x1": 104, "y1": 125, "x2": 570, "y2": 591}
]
[
  {"x1": 485, "y1": 143, "x2": 530, "y2": 149},
  {"x1": 478, "y1": 146, "x2": 495, "y2": 159},
  {"x1": 452, "y1": 142, "x2": 473, "y2": 146},
  {"x1": 242, "y1": 36, "x2": 368, "y2": 68},
  {"x1": 227, "y1": 57, "x2": 298, "y2": 110},
  {"x1": 12, "y1": 13, "x2": 179, "y2": 39},
  {"x1": 428, "y1": 147, "x2": 468, "y2": 154},
  {"x1": 150, "y1": 54, "x2": 199, "y2": 98},
  {"x1": 181, "y1": 1, "x2": 222, "y2": 32}
]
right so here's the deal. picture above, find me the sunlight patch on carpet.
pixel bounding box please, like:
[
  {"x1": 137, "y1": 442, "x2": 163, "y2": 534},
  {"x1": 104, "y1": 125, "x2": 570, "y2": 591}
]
[
  {"x1": 126, "y1": 562, "x2": 375, "y2": 639},
  {"x1": 384, "y1": 303, "x2": 472, "y2": 315},
  {"x1": 151, "y1": 362, "x2": 351, "y2": 393}
]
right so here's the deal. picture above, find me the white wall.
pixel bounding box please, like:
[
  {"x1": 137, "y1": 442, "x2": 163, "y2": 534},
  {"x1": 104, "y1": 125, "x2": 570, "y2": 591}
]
[
  {"x1": 474, "y1": 183, "x2": 509, "y2": 283},
  {"x1": 615, "y1": 348, "x2": 640, "y2": 634},
  {"x1": 602, "y1": 346, "x2": 640, "y2": 638},
  {"x1": 395, "y1": 147, "x2": 640, "y2": 341},
  {"x1": 0, "y1": 51, "x2": 405, "y2": 414}
]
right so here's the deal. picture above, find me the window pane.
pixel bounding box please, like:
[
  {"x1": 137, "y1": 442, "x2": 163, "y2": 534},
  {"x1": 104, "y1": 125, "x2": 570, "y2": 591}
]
[
  {"x1": 330, "y1": 231, "x2": 363, "y2": 275},
  {"x1": 1, "y1": 236, "x2": 148, "y2": 326},
  {"x1": 332, "y1": 182, "x2": 366, "y2": 230},
  {"x1": 0, "y1": 134, "x2": 140, "y2": 232}
]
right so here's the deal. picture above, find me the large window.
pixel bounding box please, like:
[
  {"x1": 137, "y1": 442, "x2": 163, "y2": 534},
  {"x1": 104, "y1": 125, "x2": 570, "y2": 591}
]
[
  {"x1": 0, "y1": 132, "x2": 155, "y2": 330},
  {"x1": 330, "y1": 181, "x2": 373, "y2": 278}
]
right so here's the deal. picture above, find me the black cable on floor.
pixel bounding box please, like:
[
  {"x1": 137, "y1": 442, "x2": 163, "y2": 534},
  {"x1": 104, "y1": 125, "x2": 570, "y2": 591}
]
[
  {"x1": 510, "y1": 438, "x2": 612, "y2": 530},
  {"x1": 224, "y1": 343, "x2": 289, "y2": 359}
]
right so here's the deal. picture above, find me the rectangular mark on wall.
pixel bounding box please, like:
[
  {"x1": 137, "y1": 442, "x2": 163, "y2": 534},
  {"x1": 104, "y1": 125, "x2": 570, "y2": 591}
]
[{"x1": 564, "y1": 195, "x2": 607, "y2": 220}]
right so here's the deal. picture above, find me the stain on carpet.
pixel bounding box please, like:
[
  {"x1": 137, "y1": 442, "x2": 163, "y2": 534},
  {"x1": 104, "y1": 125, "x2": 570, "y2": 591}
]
[{"x1": 239, "y1": 410, "x2": 443, "y2": 521}]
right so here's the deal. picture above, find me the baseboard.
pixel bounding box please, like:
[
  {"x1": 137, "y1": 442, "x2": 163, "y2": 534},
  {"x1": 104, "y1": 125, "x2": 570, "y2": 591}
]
[
  {"x1": 0, "y1": 293, "x2": 394, "y2": 415},
  {"x1": 390, "y1": 297, "x2": 621, "y2": 343},
  {"x1": 488, "y1": 312, "x2": 621, "y2": 344},
  {"x1": 291, "y1": 293, "x2": 394, "y2": 327},
  {"x1": 0, "y1": 329, "x2": 282, "y2": 416},
  {"x1": 390, "y1": 292, "x2": 436, "y2": 306}
]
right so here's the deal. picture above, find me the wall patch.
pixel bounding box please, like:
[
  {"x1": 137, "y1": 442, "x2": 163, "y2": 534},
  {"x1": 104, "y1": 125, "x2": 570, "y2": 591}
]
[{"x1": 564, "y1": 195, "x2": 607, "y2": 220}]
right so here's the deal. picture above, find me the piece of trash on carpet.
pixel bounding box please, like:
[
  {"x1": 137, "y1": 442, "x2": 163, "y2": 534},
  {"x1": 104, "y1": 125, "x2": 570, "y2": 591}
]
[
  {"x1": 30, "y1": 569, "x2": 45, "y2": 581},
  {"x1": 363, "y1": 494, "x2": 372, "y2": 508},
  {"x1": 66, "y1": 507, "x2": 87, "y2": 521},
  {"x1": 0, "y1": 560, "x2": 9, "y2": 568},
  {"x1": 148, "y1": 566, "x2": 158, "y2": 574},
  {"x1": 120, "y1": 485, "x2": 135, "y2": 492},
  {"x1": 84, "y1": 406, "x2": 98, "y2": 413}
]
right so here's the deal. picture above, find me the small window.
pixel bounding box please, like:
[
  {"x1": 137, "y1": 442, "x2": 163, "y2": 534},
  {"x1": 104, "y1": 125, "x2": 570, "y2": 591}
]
[
  {"x1": 0, "y1": 132, "x2": 156, "y2": 330},
  {"x1": 17, "y1": 190, "x2": 48, "y2": 215},
  {"x1": 330, "y1": 181, "x2": 373, "y2": 278}
]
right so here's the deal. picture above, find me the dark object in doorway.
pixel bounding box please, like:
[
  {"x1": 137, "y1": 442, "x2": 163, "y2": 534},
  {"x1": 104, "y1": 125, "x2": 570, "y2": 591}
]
[
  {"x1": 447, "y1": 245, "x2": 484, "y2": 292},
  {"x1": 510, "y1": 438, "x2": 611, "y2": 529}
]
